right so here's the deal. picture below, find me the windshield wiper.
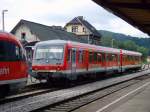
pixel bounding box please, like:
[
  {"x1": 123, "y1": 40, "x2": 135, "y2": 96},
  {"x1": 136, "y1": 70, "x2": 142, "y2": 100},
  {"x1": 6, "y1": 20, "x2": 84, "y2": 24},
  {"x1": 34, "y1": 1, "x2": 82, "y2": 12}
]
[
  {"x1": 34, "y1": 58, "x2": 45, "y2": 60},
  {"x1": 48, "y1": 57, "x2": 61, "y2": 60}
]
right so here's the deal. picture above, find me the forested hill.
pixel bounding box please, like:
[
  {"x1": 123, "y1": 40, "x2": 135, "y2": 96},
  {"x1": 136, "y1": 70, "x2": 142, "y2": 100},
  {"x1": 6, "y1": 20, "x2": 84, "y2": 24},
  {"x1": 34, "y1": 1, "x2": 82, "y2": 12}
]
[
  {"x1": 98, "y1": 30, "x2": 150, "y2": 55},
  {"x1": 97, "y1": 30, "x2": 150, "y2": 60}
]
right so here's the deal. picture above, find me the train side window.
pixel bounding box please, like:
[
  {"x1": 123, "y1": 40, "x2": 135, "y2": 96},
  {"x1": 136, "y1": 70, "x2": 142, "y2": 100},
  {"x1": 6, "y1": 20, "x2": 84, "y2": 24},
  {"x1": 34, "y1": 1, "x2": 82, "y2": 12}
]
[
  {"x1": 115, "y1": 54, "x2": 117, "y2": 61},
  {"x1": 129, "y1": 56, "x2": 132, "y2": 61},
  {"x1": 127, "y1": 55, "x2": 130, "y2": 61},
  {"x1": 109, "y1": 54, "x2": 113, "y2": 61},
  {"x1": 106, "y1": 54, "x2": 109, "y2": 61},
  {"x1": 67, "y1": 49, "x2": 71, "y2": 62},
  {"x1": 110, "y1": 54, "x2": 114, "y2": 61},
  {"x1": 0, "y1": 41, "x2": 6, "y2": 59},
  {"x1": 72, "y1": 49, "x2": 76, "y2": 63},
  {"x1": 112, "y1": 54, "x2": 115, "y2": 61},
  {"x1": 139, "y1": 57, "x2": 141, "y2": 62},
  {"x1": 89, "y1": 52, "x2": 93, "y2": 63},
  {"x1": 0, "y1": 41, "x2": 24, "y2": 61},
  {"x1": 133, "y1": 56, "x2": 135, "y2": 61},
  {"x1": 93, "y1": 52, "x2": 97, "y2": 62},
  {"x1": 15, "y1": 46, "x2": 20, "y2": 60},
  {"x1": 137, "y1": 57, "x2": 140, "y2": 62},
  {"x1": 115, "y1": 54, "x2": 118, "y2": 61},
  {"x1": 124, "y1": 55, "x2": 126, "y2": 62},
  {"x1": 79, "y1": 50, "x2": 83, "y2": 63},
  {"x1": 101, "y1": 53, "x2": 105, "y2": 62},
  {"x1": 131, "y1": 56, "x2": 133, "y2": 61},
  {"x1": 118, "y1": 54, "x2": 120, "y2": 62},
  {"x1": 135, "y1": 56, "x2": 138, "y2": 62},
  {"x1": 97, "y1": 53, "x2": 102, "y2": 62},
  {"x1": 123, "y1": 55, "x2": 126, "y2": 62}
]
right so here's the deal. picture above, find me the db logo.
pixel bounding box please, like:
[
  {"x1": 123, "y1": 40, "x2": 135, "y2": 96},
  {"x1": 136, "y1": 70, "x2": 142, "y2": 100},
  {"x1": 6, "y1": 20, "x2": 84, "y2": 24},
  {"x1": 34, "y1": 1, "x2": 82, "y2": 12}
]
[{"x1": 0, "y1": 67, "x2": 9, "y2": 75}]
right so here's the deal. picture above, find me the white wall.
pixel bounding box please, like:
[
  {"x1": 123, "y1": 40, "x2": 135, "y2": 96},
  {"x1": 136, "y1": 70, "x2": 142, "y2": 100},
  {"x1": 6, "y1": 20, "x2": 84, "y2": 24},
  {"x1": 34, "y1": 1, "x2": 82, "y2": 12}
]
[
  {"x1": 65, "y1": 24, "x2": 91, "y2": 35},
  {"x1": 14, "y1": 25, "x2": 40, "y2": 42}
]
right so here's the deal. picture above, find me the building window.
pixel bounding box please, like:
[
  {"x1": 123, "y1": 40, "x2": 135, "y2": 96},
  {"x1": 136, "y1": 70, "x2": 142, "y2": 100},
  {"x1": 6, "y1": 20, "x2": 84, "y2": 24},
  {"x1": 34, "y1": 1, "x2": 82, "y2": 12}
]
[
  {"x1": 72, "y1": 26, "x2": 78, "y2": 33},
  {"x1": 21, "y1": 32, "x2": 26, "y2": 40},
  {"x1": 83, "y1": 27, "x2": 86, "y2": 32}
]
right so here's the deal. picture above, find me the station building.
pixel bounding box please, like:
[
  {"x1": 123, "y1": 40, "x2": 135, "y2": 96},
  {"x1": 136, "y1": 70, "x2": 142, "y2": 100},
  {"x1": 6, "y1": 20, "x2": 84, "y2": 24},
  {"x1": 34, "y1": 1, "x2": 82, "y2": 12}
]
[
  {"x1": 65, "y1": 16, "x2": 101, "y2": 45},
  {"x1": 11, "y1": 19, "x2": 86, "y2": 61},
  {"x1": 11, "y1": 17, "x2": 101, "y2": 61}
]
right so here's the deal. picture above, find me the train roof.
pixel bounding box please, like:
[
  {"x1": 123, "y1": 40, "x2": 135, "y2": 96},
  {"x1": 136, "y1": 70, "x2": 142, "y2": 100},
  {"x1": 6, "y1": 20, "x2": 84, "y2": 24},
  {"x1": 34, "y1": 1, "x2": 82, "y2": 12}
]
[
  {"x1": 121, "y1": 49, "x2": 142, "y2": 56},
  {"x1": 35, "y1": 39, "x2": 120, "y2": 54},
  {"x1": 36, "y1": 39, "x2": 142, "y2": 56},
  {"x1": 36, "y1": 39, "x2": 68, "y2": 45},
  {"x1": 0, "y1": 31, "x2": 21, "y2": 45}
]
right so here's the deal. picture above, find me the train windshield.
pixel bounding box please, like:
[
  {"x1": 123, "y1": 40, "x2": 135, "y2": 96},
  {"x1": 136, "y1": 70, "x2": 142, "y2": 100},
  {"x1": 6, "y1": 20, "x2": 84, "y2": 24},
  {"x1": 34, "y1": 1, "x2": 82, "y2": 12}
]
[
  {"x1": 0, "y1": 40, "x2": 25, "y2": 61},
  {"x1": 34, "y1": 45, "x2": 64, "y2": 64}
]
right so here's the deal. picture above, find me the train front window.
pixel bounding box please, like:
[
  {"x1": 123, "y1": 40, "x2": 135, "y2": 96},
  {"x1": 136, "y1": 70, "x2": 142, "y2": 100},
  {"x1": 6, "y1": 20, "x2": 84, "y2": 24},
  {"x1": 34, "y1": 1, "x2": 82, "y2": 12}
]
[
  {"x1": 34, "y1": 45, "x2": 64, "y2": 64},
  {"x1": 0, "y1": 41, "x2": 6, "y2": 59},
  {"x1": 0, "y1": 41, "x2": 24, "y2": 61},
  {"x1": 48, "y1": 48, "x2": 63, "y2": 60}
]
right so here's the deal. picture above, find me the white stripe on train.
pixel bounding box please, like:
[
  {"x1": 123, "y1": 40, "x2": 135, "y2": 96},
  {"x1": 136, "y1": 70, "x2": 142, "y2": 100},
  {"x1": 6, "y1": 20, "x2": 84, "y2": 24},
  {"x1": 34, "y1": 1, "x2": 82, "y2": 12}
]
[{"x1": 0, "y1": 78, "x2": 27, "y2": 85}]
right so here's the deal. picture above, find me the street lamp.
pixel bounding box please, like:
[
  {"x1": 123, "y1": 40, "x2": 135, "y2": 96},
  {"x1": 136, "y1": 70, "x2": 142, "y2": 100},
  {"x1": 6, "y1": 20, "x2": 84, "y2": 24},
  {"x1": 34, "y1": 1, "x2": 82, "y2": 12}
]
[{"x1": 2, "y1": 9, "x2": 8, "y2": 31}]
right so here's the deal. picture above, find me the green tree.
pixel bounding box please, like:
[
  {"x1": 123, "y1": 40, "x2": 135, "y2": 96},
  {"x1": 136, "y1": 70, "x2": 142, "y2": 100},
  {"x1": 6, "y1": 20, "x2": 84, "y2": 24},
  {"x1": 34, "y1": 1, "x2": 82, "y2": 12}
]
[
  {"x1": 137, "y1": 46, "x2": 149, "y2": 61},
  {"x1": 101, "y1": 36, "x2": 112, "y2": 47},
  {"x1": 123, "y1": 40, "x2": 138, "y2": 51},
  {"x1": 101, "y1": 37, "x2": 149, "y2": 62}
]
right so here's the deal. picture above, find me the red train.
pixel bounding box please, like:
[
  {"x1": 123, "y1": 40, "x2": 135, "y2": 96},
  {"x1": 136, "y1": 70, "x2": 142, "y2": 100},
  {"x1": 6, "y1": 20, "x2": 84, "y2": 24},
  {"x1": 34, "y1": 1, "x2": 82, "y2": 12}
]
[
  {"x1": 32, "y1": 40, "x2": 142, "y2": 81},
  {"x1": 0, "y1": 32, "x2": 28, "y2": 96}
]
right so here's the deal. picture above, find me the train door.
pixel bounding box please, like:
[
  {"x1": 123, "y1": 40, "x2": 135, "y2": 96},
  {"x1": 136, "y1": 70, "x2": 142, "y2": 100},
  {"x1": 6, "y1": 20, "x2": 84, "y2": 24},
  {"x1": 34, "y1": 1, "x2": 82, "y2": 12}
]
[{"x1": 71, "y1": 48, "x2": 76, "y2": 73}]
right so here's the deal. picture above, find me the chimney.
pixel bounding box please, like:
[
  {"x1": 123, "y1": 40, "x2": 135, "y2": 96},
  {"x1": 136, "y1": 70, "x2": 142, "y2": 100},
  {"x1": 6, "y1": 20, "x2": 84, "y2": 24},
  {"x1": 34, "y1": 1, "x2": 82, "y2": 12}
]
[
  {"x1": 51, "y1": 25, "x2": 64, "y2": 30},
  {"x1": 77, "y1": 16, "x2": 84, "y2": 20}
]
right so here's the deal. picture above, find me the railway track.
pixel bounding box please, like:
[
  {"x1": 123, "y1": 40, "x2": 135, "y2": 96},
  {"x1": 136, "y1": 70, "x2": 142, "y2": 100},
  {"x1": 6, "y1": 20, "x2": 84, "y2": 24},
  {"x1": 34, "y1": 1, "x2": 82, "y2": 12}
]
[
  {"x1": 0, "y1": 85, "x2": 59, "y2": 105},
  {"x1": 0, "y1": 68, "x2": 142, "y2": 105},
  {"x1": 38, "y1": 75, "x2": 150, "y2": 112},
  {"x1": 0, "y1": 69, "x2": 149, "y2": 112},
  {"x1": 0, "y1": 68, "x2": 145, "y2": 105}
]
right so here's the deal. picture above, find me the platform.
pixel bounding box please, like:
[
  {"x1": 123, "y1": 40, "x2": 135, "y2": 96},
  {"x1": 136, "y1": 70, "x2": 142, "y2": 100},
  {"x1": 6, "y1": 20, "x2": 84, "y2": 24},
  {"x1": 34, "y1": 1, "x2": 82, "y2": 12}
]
[{"x1": 111, "y1": 82, "x2": 150, "y2": 112}]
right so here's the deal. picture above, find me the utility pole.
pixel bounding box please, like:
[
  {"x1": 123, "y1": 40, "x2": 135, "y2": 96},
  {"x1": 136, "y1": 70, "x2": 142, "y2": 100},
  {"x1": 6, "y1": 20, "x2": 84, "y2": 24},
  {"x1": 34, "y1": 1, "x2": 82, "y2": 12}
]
[{"x1": 2, "y1": 9, "x2": 8, "y2": 31}]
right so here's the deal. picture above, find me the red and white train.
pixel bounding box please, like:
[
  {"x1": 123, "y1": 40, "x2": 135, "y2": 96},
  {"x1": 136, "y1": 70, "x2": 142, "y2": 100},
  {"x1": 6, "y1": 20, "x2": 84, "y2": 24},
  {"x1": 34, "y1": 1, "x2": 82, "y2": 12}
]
[
  {"x1": 0, "y1": 32, "x2": 28, "y2": 96},
  {"x1": 32, "y1": 40, "x2": 142, "y2": 81}
]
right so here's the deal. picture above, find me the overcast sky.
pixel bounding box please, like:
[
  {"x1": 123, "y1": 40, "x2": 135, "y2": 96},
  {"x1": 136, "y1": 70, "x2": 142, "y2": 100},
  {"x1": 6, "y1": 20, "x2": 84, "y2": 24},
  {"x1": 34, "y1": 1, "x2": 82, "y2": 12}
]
[{"x1": 0, "y1": 0, "x2": 149, "y2": 37}]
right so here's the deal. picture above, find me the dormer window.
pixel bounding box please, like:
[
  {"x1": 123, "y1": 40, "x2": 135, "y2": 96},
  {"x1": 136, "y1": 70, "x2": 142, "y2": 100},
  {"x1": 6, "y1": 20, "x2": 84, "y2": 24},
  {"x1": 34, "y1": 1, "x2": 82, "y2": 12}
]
[
  {"x1": 72, "y1": 26, "x2": 78, "y2": 33},
  {"x1": 21, "y1": 32, "x2": 26, "y2": 40}
]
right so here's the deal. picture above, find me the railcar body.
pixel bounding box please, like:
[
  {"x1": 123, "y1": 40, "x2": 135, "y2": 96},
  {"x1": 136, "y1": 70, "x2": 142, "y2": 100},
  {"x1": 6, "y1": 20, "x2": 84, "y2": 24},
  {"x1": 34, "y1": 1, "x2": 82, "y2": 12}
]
[
  {"x1": 0, "y1": 32, "x2": 28, "y2": 95},
  {"x1": 32, "y1": 40, "x2": 142, "y2": 81}
]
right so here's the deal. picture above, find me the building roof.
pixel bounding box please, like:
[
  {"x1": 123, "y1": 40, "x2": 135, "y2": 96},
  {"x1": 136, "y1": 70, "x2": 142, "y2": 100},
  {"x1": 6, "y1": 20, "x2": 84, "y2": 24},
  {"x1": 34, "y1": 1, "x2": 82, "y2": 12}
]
[
  {"x1": 11, "y1": 19, "x2": 87, "y2": 43},
  {"x1": 93, "y1": 0, "x2": 150, "y2": 36},
  {"x1": 66, "y1": 16, "x2": 101, "y2": 37}
]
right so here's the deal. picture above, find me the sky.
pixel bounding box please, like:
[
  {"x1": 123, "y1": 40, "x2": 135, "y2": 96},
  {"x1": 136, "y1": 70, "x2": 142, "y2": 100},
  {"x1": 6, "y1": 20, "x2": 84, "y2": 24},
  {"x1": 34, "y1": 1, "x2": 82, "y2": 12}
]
[{"x1": 0, "y1": 0, "x2": 149, "y2": 38}]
